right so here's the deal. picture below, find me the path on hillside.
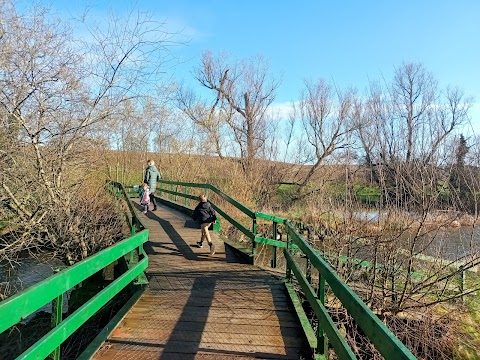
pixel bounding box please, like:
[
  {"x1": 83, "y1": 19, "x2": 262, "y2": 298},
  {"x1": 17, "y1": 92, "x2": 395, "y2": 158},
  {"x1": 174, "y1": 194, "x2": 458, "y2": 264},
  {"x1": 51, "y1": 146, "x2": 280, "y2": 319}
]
[{"x1": 92, "y1": 202, "x2": 309, "y2": 359}]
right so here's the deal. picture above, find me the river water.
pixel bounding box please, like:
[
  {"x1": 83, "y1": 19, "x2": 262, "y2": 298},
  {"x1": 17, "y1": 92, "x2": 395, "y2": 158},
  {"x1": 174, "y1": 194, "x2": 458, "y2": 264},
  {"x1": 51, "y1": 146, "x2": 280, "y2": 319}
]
[
  {"x1": 351, "y1": 210, "x2": 480, "y2": 261},
  {"x1": 0, "y1": 256, "x2": 69, "y2": 318}
]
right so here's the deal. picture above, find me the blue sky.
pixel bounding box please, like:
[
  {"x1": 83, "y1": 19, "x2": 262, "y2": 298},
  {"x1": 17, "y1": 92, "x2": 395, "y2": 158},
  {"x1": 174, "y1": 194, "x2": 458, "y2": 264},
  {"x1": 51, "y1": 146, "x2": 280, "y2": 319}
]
[{"x1": 43, "y1": 0, "x2": 480, "y2": 130}]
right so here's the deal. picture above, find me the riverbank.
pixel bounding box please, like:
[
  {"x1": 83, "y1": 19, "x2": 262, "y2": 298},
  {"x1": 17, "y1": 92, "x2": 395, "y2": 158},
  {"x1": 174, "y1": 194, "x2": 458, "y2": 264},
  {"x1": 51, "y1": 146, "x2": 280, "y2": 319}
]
[{"x1": 0, "y1": 256, "x2": 66, "y2": 300}]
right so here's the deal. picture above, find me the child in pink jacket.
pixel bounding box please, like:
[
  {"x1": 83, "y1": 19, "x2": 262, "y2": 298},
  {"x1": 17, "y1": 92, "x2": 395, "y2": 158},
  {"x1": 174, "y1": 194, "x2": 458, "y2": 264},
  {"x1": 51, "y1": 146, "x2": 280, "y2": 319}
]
[{"x1": 139, "y1": 183, "x2": 150, "y2": 214}]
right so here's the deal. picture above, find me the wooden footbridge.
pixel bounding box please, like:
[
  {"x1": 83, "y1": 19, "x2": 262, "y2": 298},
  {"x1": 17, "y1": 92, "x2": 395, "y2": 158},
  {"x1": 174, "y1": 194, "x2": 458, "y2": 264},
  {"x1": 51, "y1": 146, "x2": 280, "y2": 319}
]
[
  {"x1": 93, "y1": 202, "x2": 308, "y2": 359},
  {"x1": 0, "y1": 180, "x2": 417, "y2": 360}
]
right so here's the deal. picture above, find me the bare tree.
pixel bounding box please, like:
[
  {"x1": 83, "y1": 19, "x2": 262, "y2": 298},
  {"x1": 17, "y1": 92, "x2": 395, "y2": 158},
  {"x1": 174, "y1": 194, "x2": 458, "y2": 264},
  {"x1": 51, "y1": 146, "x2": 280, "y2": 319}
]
[
  {"x1": 292, "y1": 79, "x2": 356, "y2": 197},
  {"x1": 321, "y1": 63, "x2": 480, "y2": 318},
  {"x1": 282, "y1": 64, "x2": 479, "y2": 358},
  {"x1": 354, "y1": 62, "x2": 472, "y2": 208},
  {"x1": 0, "y1": 2, "x2": 177, "y2": 263},
  {"x1": 175, "y1": 84, "x2": 227, "y2": 158},
  {"x1": 193, "y1": 51, "x2": 280, "y2": 178}
]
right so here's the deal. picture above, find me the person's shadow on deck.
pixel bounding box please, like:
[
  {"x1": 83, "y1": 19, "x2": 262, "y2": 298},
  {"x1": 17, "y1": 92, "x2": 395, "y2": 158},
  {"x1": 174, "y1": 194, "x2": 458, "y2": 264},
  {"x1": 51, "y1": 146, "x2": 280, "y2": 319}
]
[
  {"x1": 134, "y1": 203, "x2": 199, "y2": 261},
  {"x1": 156, "y1": 271, "x2": 306, "y2": 359},
  {"x1": 183, "y1": 218, "x2": 200, "y2": 229},
  {"x1": 136, "y1": 203, "x2": 242, "y2": 264}
]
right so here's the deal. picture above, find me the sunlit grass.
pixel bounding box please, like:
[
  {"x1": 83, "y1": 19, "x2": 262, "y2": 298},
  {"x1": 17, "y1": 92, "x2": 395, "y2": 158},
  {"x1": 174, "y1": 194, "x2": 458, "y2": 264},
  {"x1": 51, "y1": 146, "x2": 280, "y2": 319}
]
[
  {"x1": 454, "y1": 298, "x2": 480, "y2": 359},
  {"x1": 0, "y1": 221, "x2": 10, "y2": 231}
]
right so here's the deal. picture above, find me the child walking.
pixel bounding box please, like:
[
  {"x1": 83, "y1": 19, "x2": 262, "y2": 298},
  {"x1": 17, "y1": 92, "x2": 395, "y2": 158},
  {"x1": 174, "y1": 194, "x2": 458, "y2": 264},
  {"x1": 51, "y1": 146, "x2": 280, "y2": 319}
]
[
  {"x1": 139, "y1": 183, "x2": 150, "y2": 214},
  {"x1": 192, "y1": 194, "x2": 216, "y2": 255}
]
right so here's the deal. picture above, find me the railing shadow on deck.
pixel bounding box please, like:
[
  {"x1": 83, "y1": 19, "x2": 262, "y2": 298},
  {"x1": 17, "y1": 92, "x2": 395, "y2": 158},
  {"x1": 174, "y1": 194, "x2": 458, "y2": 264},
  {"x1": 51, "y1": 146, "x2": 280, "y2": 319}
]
[
  {"x1": 134, "y1": 202, "x2": 199, "y2": 261},
  {"x1": 146, "y1": 268, "x2": 306, "y2": 359},
  {"x1": 138, "y1": 200, "x2": 243, "y2": 264},
  {"x1": 96, "y1": 276, "x2": 215, "y2": 360}
]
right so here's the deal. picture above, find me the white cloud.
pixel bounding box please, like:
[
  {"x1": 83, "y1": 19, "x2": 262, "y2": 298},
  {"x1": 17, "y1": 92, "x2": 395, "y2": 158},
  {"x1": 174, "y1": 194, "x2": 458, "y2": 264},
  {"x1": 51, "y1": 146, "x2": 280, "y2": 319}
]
[
  {"x1": 163, "y1": 17, "x2": 208, "y2": 44},
  {"x1": 467, "y1": 102, "x2": 480, "y2": 134},
  {"x1": 267, "y1": 101, "x2": 297, "y2": 120}
]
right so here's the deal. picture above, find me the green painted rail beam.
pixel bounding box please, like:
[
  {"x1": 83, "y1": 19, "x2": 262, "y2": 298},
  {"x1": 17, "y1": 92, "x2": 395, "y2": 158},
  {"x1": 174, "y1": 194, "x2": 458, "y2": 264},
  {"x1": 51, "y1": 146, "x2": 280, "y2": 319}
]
[
  {"x1": 18, "y1": 258, "x2": 148, "y2": 360},
  {"x1": 285, "y1": 221, "x2": 416, "y2": 359},
  {"x1": 285, "y1": 249, "x2": 357, "y2": 359},
  {"x1": 256, "y1": 211, "x2": 286, "y2": 223},
  {"x1": 0, "y1": 230, "x2": 148, "y2": 334},
  {"x1": 208, "y1": 184, "x2": 255, "y2": 218},
  {"x1": 0, "y1": 181, "x2": 150, "y2": 360}
]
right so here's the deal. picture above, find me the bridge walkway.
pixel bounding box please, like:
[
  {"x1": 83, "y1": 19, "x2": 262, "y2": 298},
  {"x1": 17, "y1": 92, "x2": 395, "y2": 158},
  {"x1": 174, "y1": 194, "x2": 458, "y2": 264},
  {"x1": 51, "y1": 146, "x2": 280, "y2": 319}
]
[{"x1": 92, "y1": 202, "x2": 309, "y2": 359}]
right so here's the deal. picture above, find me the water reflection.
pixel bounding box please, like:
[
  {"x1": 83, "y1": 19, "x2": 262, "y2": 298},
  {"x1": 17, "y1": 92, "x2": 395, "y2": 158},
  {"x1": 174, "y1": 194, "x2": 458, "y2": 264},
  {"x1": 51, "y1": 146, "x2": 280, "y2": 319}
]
[
  {"x1": 350, "y1": 211, "x2": 480, "y2": 260},
  {"x1": 0, "y1": 256, "x2": 68, "y2": 318},
  {"x1": 419, "y1": 227, "x2": 480, "y2": 260},
  {"x1": 351, "y1": 210, "x2": 381, "y2": 222}
]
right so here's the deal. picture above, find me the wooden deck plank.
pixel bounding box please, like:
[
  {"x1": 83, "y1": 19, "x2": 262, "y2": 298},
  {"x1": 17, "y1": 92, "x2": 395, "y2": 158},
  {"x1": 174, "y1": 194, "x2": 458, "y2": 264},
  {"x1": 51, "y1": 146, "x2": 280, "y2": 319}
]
[
  {"x1": 92, "y1": 202, "x2": 310, "y2": 360},
  {"x1": 95, "y1": 342, "x2": 301, "y2": 359},
  {"x1": 111, "y1": 320, "x2": 304, "y2": 337}
]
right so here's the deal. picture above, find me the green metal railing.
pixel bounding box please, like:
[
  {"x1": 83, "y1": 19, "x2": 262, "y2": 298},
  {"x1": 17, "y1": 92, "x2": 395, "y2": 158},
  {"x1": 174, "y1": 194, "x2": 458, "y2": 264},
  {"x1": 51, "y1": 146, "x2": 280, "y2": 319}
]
[
  {"x1": 0, "y1": 178, "x2": 417, "y2": 360},
  {"x1": 153, "y1": 179, "x2": 416, "y2": 360},
  {"x1": 0, "y1": 181, "x2": 148, "y2": 360}
]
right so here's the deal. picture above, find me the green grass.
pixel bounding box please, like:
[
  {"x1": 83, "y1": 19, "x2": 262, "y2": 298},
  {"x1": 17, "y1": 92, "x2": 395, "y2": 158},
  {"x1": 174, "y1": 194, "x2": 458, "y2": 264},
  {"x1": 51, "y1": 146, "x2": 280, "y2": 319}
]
[
  {"x1": 452, "y1": 272, "x2": 480, "y2": 359},
  {"x1": 324, "y1": 181, "x2": 453, "y2": 205},
  {"x1": 274, "y1": 183, "x2": 300, "y2": 204},
  {"x1": 0, "y1": 220, "x2": 10, "y2": 231},
  {"x1": 324, "y1": 182, "x2": 382, "y2": 205},
  {"x1": 454, "y1": 299, "x2": 480, "y2": 359},
  {"x1": 353, "y1": 184, "x2": 381, "y2": 204},
  {"x1": 436, "y1": 180, "x2": 451, "y2": 197}
]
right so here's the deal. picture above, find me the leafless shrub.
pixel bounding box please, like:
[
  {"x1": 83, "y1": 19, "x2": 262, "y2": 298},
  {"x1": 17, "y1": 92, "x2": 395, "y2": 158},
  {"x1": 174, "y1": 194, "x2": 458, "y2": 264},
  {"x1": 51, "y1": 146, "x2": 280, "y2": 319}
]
[
  {"x1": 0, "y1": 187, "x2": 126, "y2": 265},
  {"x1": 323, "y1": 305, "x2": 456, "y2": 360},
  {"x1": 0, "y1": 1, "x2": 176, "y2": 264}
]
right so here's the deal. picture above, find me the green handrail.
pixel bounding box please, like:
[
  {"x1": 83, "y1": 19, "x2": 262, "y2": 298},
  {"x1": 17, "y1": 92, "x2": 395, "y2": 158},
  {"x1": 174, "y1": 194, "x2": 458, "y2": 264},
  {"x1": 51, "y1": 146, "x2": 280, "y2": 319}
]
[
  {"x1": 156, "y1": 179, "x2": 258, "y2": 250},
  {"x1": 285, "y1": 221, "x2": 415, "y2": 359},
  {"x1": 153, "y1": 178, "x2": 416, "y2": 360},
  {"x1": 0, "y1": 181, "x2": 149, "y2": 359}
]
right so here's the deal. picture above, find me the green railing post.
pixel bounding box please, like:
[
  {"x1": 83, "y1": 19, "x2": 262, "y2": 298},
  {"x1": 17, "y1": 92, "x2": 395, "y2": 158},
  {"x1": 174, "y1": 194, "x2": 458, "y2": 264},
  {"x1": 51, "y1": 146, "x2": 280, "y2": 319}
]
[
  {"x1": 306, "y1": 258, "x2": 312, "y2": 284},
  {"x1": 185, "y1": 186, "x2": 189, "y2": 207},
  {"x1": 159, "y1": 182, "x2": 163, "y2": 197},
  {"x1": 129, "y1": 219, "x2": 136, "y2": 264},
  {"x1": 317, "y1": 275, "x2": 327, "y2": 356},
  {"x1": 131, "y1": 219, "x2": 136, "y2": 236},
  {"x1": 49, "y1": 270, "x2": 63, "y2": 360},
  {"x1": 170, "y1": 184, "x2": 174, "y2": 200},
  {"x1": 252, "y1": 216, "x2": 257, "y2": 257},
  {"x1": 286, "y1": 232, "x2": 292, "y2": 281},
  {"x1": 272, "y1": 221, "x2": 278, "y2": 268},
  {"x1": 213, "y1": 216, "x2": 221, "y2": 233}
]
